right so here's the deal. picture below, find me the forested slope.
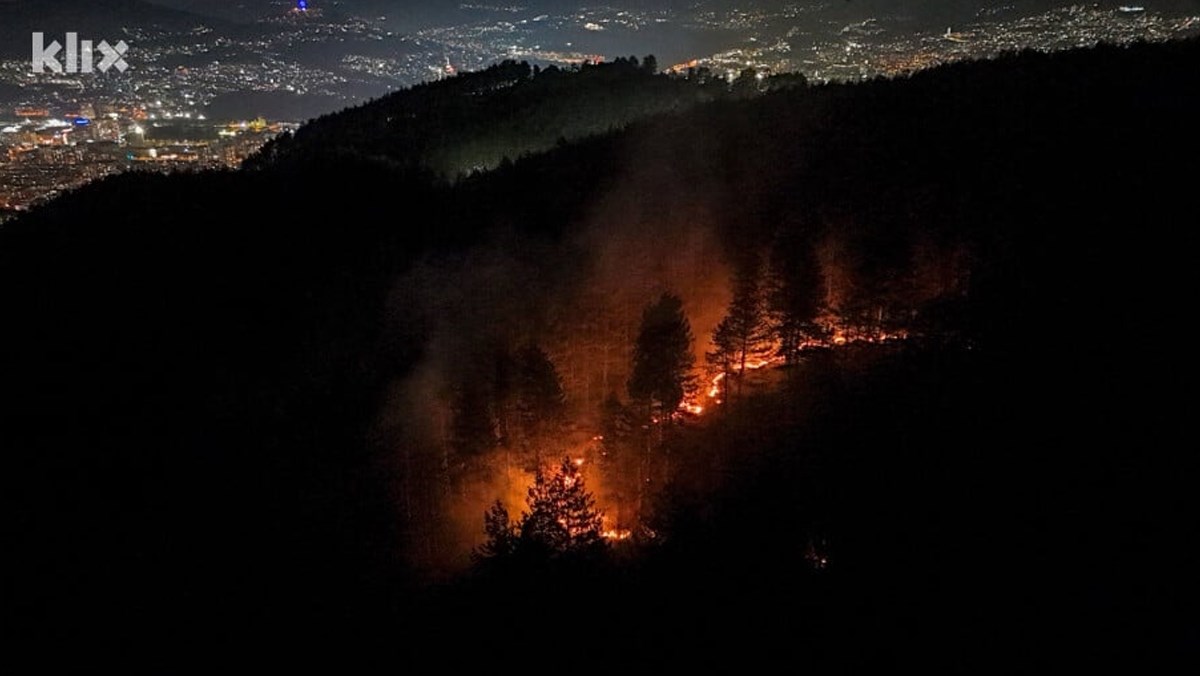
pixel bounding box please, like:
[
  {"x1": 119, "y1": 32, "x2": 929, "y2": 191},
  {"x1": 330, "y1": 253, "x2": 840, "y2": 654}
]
[{"x1": 3, "y1": 39, "x2": 1197, "y2": 665}]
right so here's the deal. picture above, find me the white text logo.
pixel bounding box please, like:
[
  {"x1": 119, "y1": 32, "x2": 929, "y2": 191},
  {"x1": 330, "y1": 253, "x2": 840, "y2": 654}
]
[{"x1": 32, "y1": 32, "x2": 129, "y2": 74}]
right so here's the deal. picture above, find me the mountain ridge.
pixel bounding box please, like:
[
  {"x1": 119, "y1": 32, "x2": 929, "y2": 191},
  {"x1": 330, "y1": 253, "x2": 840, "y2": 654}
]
[{"x1": 3, "y1": 38, "x2": 1197, "y2": 663}]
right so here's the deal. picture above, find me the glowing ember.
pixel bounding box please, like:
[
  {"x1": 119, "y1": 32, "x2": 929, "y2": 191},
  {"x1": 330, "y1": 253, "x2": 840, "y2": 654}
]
[
  {"x1": 681, "y1": 355, "x2": 785, "y2": 414},
  {"x1": 676, "y1": 324, "x2": 911, "y2": 417},
  {"x1": 601, "y1": 529, "x2": 632, "y2": 541}
]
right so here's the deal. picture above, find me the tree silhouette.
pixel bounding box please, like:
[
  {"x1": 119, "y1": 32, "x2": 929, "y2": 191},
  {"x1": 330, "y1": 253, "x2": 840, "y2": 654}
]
[
  {"x1": 733, "y1": 68, "x2": 762, "y2": 98},
  {"x1": 521, "y1": 458, "x2": 604, "y2": 553},
  {"x1": 475, "y1": 500, "x2": 517, "y2": 561},
  {"x1": 628, "y1": 293, "x2": 696, "y2": 417},
  {"x1": 476, "y1": 458, "x2": 605, "y2": 561},
  {"x1": 767, "y1": 230, "x2": 828, "y2": 366},
  {"x1": 709, "y1": 262, "x2": 772, "y2": 401},
  {"x1": 513, "y1": 344, "x2": 565, "y2": 462},
  {"x1": 707, "y1": 317, "x2": 738, "y2": 403},
  {"x1": 248, "y1": 55, "x2": 732, "y2": 178}
]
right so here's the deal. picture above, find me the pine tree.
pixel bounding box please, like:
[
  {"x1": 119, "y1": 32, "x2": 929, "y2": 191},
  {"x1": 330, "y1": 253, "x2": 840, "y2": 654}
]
[
  {"x1": 475, "y1": 500, "x2": 517, "y2": 562},
  {"x1": 767, "y1": 230, "x2": 828, "y2": 365},
  {"x1": 515, "y1": 459, "x2": 605, "y2": 556},
  {"x1": 628, "y1": 293, "x2": 696, "y2": 416},
  {"x1": 708, "y1": 262, "x2": 773, "y2": 401},
  {"x1": 707, "y1": 316, "x2": 738, "y2": 403},
  {"x1": 517, "y1": 465, "x2": 567, "y2": 554},
  {"x1": 546, "y1": 458, "x2": 604, "y2": 550},
  {"x1": 513, "y1": 344, "x2": 565, "y2": 461},
  {"x1": 473, "y1": 459, "x2": 608, "y2": 562}
]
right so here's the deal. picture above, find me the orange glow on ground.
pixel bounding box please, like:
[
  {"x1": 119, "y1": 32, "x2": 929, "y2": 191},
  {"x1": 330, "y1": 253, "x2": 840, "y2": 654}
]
[{"x1": 678, "y1": 326, "x2": 911, "y2": 416}]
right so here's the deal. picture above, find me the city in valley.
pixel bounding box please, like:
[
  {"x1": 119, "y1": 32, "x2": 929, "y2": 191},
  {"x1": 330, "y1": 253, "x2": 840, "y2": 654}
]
[{"x1": 2, "y1": 2, "x2": 1198, "y2": 217}]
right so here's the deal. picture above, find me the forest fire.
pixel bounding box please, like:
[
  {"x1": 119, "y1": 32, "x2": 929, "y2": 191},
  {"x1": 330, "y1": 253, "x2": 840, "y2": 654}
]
[
  {"x1": 680, "y1": 325, "x2": 912, "y2": 415},
  {"x1": 708, "y1": 374, "x2": 724, "y2": 399},
  {"x1": 700, "y1": 356, "x2": 784, "y2": 407},
  {"x1": 426, "y1": 231, "x2": 936, "y2": 572},
  {"x1": 678, "y1": 356, "x2": 782, "y2": 415}
]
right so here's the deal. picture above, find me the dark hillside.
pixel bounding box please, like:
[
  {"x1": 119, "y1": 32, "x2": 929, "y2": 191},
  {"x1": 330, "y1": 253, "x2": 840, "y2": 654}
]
[{"x1": 3, "y1": 39, "x2": 1197, "y2": 665}]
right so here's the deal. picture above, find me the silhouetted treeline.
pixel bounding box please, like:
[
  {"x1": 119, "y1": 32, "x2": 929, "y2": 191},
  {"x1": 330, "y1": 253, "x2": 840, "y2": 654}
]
[
  {"x1": 247, "y1": 56, "x2": 806, "y2": 177},
  {"x1": 2, "y1": 39, "x2": 1198, "y2": 665}
]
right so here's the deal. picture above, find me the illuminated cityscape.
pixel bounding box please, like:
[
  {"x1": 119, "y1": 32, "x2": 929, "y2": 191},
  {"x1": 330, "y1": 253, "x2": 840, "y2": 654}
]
[
  {"x1": 0, "y1": 114, "x2": 294, "y2": 217},
  {"x1": 2, "y1": 2, "x2": 1198, "y2": 218}
]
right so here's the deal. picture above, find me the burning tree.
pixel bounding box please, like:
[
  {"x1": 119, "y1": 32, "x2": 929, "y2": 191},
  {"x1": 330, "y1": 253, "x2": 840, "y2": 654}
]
[
  {"x1": 522, "y1": 459, "x2": 605, "y2": 553},
  {"x1": 708, "y1": 261, "x2": 773, "y2": 403},
  {"x1": 476, "y1": 458, "x2": 605, "y2": 562}
]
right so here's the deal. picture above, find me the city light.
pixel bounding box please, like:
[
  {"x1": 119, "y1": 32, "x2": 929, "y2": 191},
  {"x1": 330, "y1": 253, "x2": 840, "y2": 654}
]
[{"x1": 2, "y1": 3, "x2": 1196, "y2": 214}]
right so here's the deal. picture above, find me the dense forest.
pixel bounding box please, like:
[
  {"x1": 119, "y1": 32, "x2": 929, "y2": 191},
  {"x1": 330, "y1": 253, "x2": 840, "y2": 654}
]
[
  {"x1": 3, "y1": 40, "x2": 1198, "y2": 666},
  {"x1": 248, "y1": 56, "x2": 808, "y2": 177}
]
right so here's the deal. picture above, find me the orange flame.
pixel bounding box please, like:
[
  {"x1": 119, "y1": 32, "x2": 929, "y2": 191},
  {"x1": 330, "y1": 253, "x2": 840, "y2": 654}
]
[{"x1": 677, "y1": 325, "x2": 910, "y2": 417}]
